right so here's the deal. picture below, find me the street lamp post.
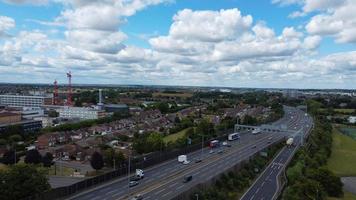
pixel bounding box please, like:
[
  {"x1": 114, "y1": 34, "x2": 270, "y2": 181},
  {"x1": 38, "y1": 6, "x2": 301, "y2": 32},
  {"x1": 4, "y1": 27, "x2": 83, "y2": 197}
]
[
  {"x1": 127, "y1": 149, "x2": 131, "y2": 195},
  {"x1": 201, "y1": 134, "x2": 204, "y2": 159}
]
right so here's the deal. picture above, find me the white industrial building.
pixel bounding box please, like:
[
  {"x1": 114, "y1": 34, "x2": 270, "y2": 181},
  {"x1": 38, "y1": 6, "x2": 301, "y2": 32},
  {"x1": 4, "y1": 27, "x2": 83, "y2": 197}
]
[
  {"x1": 0, "y1": 94, "x2": 52, "y2": 108},
  {"x1": 57, "y1": 106, "x2": 106, "y2": 120},
  {"x1": 348, "y1": 116, "x2": 356, "y2": 124}
]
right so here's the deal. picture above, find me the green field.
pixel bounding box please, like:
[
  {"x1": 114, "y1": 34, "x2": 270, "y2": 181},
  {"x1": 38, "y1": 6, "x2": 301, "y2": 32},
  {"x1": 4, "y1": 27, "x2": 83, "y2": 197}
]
[
  {"x1": 327, "y1": 127, "x2": 356, "y2": 176},
  {"x1": 164, "y1": 128, "x2": 189, "y2": 143},
  {"x1": 0, "y1": 163, "x2": 7, "y2": 170},
  {"x1": 335, "y1": 109, "x2": 356, "y2": 113},
  {"x1": 319, "y1": 108, "x2": 355, "y2": 114},
  {"x1": 328, "y1": 191, "x2": 356, "y2": 200},
  {"x1": 48, "y1": 165, "x2": 76, "y2": 176},
  {"x1": 339, "y1": 127, "x2": 356, "y2": 140}
]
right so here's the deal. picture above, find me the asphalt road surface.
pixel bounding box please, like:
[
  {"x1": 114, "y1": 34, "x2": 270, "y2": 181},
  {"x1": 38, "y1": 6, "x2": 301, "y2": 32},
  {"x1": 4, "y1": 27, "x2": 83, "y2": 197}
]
[
  {"x1": 240, "y1": 107, "x2": 313, "y2": 200},
  {"x1": 68, "y1": 107, "x2": 309, "y2": 200}
]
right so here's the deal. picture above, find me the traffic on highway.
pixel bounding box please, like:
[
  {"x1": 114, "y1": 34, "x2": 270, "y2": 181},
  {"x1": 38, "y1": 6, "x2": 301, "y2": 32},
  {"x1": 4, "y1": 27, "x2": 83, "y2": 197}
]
[
  {"x1": 241, "y1": 107, "x2": 313, "y2": 200},
  {"x1": 68, "y1": 107, "x2": 312, "y2": 200}
]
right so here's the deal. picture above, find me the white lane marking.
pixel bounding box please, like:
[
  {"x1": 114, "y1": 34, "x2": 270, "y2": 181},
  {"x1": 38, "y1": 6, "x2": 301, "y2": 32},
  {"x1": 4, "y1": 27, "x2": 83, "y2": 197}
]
[
  {"x1": 111, "y1": 192, "x2": 122, "y2": 198},
  {"x1": 176, "y1": 184, "x2": 184, "y2": 190},
  {"x1": 256, "y1": 187, "x2": 260, "y2": 193},
  {"x1": 162, "y1": 191, "x2": 172, "y2": 197},
  {"x1": 154, "y1": 188, "x2": 165, "y2": 195},
  {"x1": 106, "y1": 190, "x2": 117, "y2": 195},
  {"x1": 169, "y1": 182, "x2": 179, "y2": 188}
]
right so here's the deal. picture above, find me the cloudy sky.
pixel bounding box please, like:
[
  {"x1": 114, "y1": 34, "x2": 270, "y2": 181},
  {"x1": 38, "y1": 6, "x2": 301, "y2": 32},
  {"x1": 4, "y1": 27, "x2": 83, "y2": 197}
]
[{"x1": 0, "y1": 0, "x2": 355, "y2": 89}]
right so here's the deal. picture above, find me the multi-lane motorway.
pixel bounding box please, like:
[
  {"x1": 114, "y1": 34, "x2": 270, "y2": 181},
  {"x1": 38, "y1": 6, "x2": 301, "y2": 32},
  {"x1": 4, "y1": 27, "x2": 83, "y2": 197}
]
[
  {"x1": 68, "y1": 106, "x2": 311, "y2": 200},
  {"x1": 241, "y1": 107, "x2": 313, "y2": 200}
]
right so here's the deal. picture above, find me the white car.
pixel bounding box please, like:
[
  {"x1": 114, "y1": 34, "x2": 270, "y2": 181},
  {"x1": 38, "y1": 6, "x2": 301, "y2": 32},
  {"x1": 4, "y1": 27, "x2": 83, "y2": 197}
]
[{"x1": 183, "y1": 160, "x2": 190, "y2": 165}]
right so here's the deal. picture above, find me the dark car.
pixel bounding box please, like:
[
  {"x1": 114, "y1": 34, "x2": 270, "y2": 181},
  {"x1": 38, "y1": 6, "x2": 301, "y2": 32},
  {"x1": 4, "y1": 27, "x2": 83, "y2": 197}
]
[
  {"x1": 218, "y1": 149, "x2": 224, "y2": 154},
  {"x1": 183, "y1": 175, "x2": 193, "y2": 183},
  {"x1": 252, "y1": 145, "x2": 257, "y2": 149},
  {"x1": 195, "y1": 158, "x2": 202, "y2": 163},
  {"x1": 129, "y1": 181, "x2": 139, "y2": 187},
  {"x1": 131, "y1": 194, "x2": 143, "y2": 200}
]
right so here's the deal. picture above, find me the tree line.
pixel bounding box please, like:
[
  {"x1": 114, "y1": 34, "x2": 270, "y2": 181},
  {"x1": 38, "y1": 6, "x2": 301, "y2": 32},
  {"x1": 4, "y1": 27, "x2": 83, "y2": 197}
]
[{"x1": 282, "y1": 117, "x2": 343, "y2": 199}]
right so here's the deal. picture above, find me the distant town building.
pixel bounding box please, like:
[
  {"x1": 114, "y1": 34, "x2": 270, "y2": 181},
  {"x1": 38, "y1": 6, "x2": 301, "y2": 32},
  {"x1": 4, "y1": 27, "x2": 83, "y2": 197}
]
[
  {"x1": 0, "y1": 120, "x2": 42, "y2": 134},
  {"x1": 0, "y1": 94, "x2": 52, "y2": 108},
  {"x1": 21, "y1": 107, "x2": 45, "y2": 119},
  {"x1": 33, "y1": 116, "x2": 54, "y2": 128},
  {"x1": 348, "y1": 116, "x2": 356, "y2": 124},
  {"x1": 104, "y1": 104, "x2": 129, "y2": 114},
  {"x1": 0, "y1": 112, "x2": 22, "y2": 124},
  {"x1": 58, "y1": 106, "x2": 106, "y2": 120}
]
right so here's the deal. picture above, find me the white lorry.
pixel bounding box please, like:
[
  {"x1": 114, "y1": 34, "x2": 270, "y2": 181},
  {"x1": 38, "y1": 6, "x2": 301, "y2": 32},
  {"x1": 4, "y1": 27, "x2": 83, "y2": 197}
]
[
  {"x1": 252, "y1": 128, "x2": 261, "y2": 135},
  {"x1": 286, "y1": 138, "x2": 294, "y2": 147},
  {"x1": 136, "y1": 169, "x2": 144, "y2": 178},
  {"x1": 130, "y1": 169, "x2": 144, "y2": 181},
  {"x1": 178, "y1": 155, "x2": 190, "y2": 164}
]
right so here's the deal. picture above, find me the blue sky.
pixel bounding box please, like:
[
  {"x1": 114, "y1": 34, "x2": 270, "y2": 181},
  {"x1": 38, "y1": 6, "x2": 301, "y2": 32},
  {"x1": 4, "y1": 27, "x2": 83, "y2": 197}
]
[{"x1": 0, "y1": 0, "x2": 355, "y2": 88}]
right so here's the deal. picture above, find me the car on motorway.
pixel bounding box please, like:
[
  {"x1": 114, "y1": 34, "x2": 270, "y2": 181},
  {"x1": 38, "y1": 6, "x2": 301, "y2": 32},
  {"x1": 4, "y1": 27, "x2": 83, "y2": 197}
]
[
  {"x1": 217, "y1": 149, "x2": 224, "y2": 154},
  {"x1": 209, "y1": 150, "x2": 214, "y2": 154},
  {"x1": 183, "y1": 175, "x2": 193, "y2": 183},
  {"x1": 130, "y1": 176, "x2": 141, "y2": 181},
  {"x1": 183, "y1": 160, "x2": 190, "y2": 165},
  {"x1": 252, "y1": 145, "x2": 257, "y2": 149},
  {"x1": 222, "y1": 141, "x2": 232, "y2": 147},
  {"x1": 129, "y1": 181, "x2": 139, "y2": 187},
  {"x1": 131, "y1": 194, "x2": 143, "y2": 200},
  {"x1": 195, "y1": 158, "x2": 202, "y2": 163}
]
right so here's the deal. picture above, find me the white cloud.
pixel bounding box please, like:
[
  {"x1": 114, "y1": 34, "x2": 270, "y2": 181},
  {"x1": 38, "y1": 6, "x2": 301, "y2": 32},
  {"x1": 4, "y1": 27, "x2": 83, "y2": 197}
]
[
  {"x1": 305, "y1": 0, "x2": 356, "y2": 43},
  {"x1": 1, "y1": 2, "x2": 355, "y2": 88},
  {"x1": 2, "y1": 0, "x2": 48, "y2": 5},
  {"x1": 0, "y1": 16, "x2": 15, "y2": 37},
  {"x1": 252, "y1": 22, "x2": 275, "y2": 39},
  {"x1": 302, "y1": 0, "x2": 346, "y2": 13},
  {"x1": 303, "y1": 35, "x2": 322, "y2": 49},
  {"x1": 282, "y1": 27, "x2": 303, "y2": 39},
  {"x1": 288, "y1": 11, "x2": 306, "y2": 18},
  {"x1": 273, "y1": 0, "x2": 356, "y2": 44},
  {"x1": 169, "y1": 9, "x2": 252, "y2": 42}
]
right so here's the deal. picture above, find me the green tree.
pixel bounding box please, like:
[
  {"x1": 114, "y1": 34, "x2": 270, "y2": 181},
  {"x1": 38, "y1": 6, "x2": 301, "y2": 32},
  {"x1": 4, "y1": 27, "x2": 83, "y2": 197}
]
[
  {"x1": 157, "y1": 102, "x2": 169, "y2": 113},
  {"x1": 8, "y1": 134, "x2": 22, "y2": 143},
  {"x1": 242, "y1": 115, "x2": 258, "y2": 125},
  {"x1": 286, "y1": 161, "x2": 304, "y2": 185},
  {"x1": 103, "y1": 148, "x2": 126, "y2": 168},
  {"x1": 196, "y1": 119, "x2": 215, "y2": 137},
  {"x1": 24, "y1": 149, "x2": 42, "y2": 164},
  {"x1": 42, "y1": 152, "x2": 54, "y2": 168},
  {"x1": 90, "y1": 151, "x2": 104, "y2": 171},
  {"x1": 1, "y1": 149, "x2": 19, "y2": 165},
  {"x1": 48, "y1": 110, "x2": 59, "y2": 118},
  {"x1": 0, "y1": 139, "x2": 7, "y2": 145},
  {"x1": 0, "y1": 163, "x2": 50, "y2": 200},
  {"x1": 307, "y1": 168, "x2": 343, "y2": 197},
  {"x1": 146, "y1": 132, "x2": 164, "y2": 152}
]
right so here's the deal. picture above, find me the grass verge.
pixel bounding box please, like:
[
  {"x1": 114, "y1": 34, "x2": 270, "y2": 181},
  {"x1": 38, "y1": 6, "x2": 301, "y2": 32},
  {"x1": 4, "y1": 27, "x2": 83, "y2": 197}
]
[
  {"x1": 163, "y1": 128, "x2": 189, "y2": 143},
  {"x1": 327, "y1": 126, "x2": 356, "y2": 177},
  {"x1": 328, "y1": 191, "x2": 356, "y2": 200}
]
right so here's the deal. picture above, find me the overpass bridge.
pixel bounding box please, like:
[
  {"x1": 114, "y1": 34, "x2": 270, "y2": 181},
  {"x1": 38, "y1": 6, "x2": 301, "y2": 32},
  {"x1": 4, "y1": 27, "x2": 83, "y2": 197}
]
[{"x1": 234, "y1": 124, "x2": 296, "y2": 134}]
